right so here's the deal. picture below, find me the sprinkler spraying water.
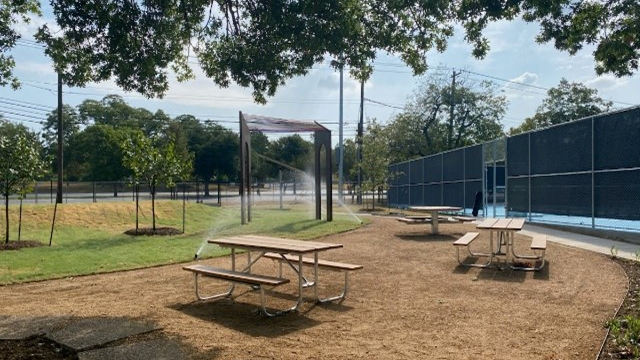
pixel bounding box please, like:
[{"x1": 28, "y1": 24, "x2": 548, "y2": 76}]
[{"x1": 193, "y1": 253, "x2": 199, "y2": 260}]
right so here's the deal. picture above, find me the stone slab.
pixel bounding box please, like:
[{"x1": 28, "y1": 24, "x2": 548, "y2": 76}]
[
  {"x1": 45, "y1": 317, "x2": 161, "y2": 351},
  {"x1": 0, "y1": 315, "x2": 71, "y2": 340},
  {"x1": 78, "y1": 339, "x2": 187, "y2": 360}
]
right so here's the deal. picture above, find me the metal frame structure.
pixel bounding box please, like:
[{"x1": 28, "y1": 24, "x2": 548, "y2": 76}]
[{"x1": 239, "y1": 112, "x2": 333, "y2": 224}]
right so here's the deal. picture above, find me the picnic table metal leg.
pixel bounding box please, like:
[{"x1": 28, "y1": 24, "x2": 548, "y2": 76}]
[
  {"x1": 192, "y1": 273, "x2": 235, "y2": 301},
  {"x1": 313, "y1": 253, "x2": 319, "y2": 300},
  {"x1": 431, "y1": 211, "x2": 439, "y2": 234},
  {"x1": 192, "y1": 247, "x2": 236, "y2": 300},
  {"x1": 317, "y1": 271, "x2": 351, "y2": 303},
  {"x1": 274, "y1": 253, "x2": 312, "y2": 286},
  {"x1": 296, "y1": 255, "x2": 304, "y2": 310}
]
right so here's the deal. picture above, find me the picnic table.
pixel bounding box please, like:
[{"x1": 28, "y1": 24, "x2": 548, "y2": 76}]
[
  {"x1": 454, "y1": 218, "x2": 546, "y2": 270},
  {"x1": 476, "y1": 218, "x2": 526, "y2": 255},
  {"x1": 407, "y1": 206, "x2": 463, "y2": 234},
  {"x1": 184, "y1": 235, "x2": 362, "y2": 316}
]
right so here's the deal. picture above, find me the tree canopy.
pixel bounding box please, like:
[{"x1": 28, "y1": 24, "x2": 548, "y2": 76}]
[
  {"x1": 509, "y1": 78, "x2": 613, "y2": 134},
  {"x1": 18, "y1": 1, "x2": 633, "y2": 103},
  {"x1": 385, "y1": 72, "x2": 506, "y2": 163},
  {"x1": 122, "y1": 132, "x2": 193, "y2": 230},
  {"x1": 0, "y1": 0, "x2": 40, "y2": 89}
]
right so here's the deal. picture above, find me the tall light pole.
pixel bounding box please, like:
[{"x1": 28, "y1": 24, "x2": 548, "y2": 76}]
[
  {"x1": 357, "y1": 79, "x2": 364, "y2": 205},
  {"x1": 338, "y1": 55, "x2": 344, "y2": 202},
  {"x1": 56, "y1": 73, "x2": 63, "y2": 204}
]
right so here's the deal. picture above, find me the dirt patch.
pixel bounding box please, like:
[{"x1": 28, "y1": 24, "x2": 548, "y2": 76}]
[
  {"x1": 0, "y1": 336, "x2": 77, "y2": 360},
  {"x1": 0, "y1": 216, "x2": 629, "y2": 359},
  {"x1": 124, "y1": 227, "x2": 183, "y2": 236},
  {"x1": 0, "y1": 240, "x2": 44, "y2": 251},
  {"x1": 599, "y1": 257, "x2": 640, "y2": 359}
]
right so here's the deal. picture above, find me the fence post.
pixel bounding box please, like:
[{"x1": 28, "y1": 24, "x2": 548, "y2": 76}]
[{"x1": 591, "y1": 116, "x2": 595, "y2": 229}]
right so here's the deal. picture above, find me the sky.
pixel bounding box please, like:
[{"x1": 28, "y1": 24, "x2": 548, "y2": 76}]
[{"x1": 2, "y1": 4, "x2": 639, "y2": 143}]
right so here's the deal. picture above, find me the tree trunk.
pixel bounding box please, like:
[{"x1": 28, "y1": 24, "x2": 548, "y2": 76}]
[
  {"x1": 5, "y1": 195, "x2": 9, "y2": 244},
  {"x1": 372, "y1": 191, "x2": 375, "y2": 210},
  {"x1": 204, "y1": 180, "x2": 210, "y2": 196},
  {"x1": 151, "y1": 185, "x2": 156, "y2": 230},
  {"x1": 18, "y1": 197, "x2": 23, "y2": 241}
]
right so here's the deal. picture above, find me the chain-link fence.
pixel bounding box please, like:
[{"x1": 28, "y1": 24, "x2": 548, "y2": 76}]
[{"x1": 388, "y1": 144, "x2": 484, "y2": 214}]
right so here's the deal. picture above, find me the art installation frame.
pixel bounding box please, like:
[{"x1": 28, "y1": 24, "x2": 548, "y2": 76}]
[{"x1": 239, "y1": 112, "x2": 333, "y2": 224}]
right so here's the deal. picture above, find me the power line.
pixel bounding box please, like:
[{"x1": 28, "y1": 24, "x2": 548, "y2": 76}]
[
  {"x1": 0, "y1": 97, "x2": 53, "y2": 112},
  {"x1": 364, "y1": 97, "x2": 404, "y2": 110},
  {"x1": 460, "y1": 69, "x2": 550, "y2": 91},
  {"x1": 3, "y1": 117, "x2": 45, "y2": 126}
]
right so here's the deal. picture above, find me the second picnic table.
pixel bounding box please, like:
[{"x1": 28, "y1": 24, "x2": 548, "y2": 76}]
[{"x1": 407, "y1": 206, "x2": 463, "y2": 234}]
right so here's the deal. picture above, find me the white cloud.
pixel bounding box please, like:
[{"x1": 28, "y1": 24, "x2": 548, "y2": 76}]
[
  {"x1": 15, "y1": 61, "x2": 54, "y2": 75},
  {"x1": 17, "y1": 14, "x2": 57, "y2": 38},
  {"x1": 509, "y1": 72, "x2": 539, "y2": 86},
  {"x1": 584, "y1": 74, "x2": 627, "y2": 90}
]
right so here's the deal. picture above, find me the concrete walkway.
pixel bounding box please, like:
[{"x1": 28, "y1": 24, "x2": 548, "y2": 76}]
[{"x1": 520, "y1": 223, "x2": 640, "y2": 261}]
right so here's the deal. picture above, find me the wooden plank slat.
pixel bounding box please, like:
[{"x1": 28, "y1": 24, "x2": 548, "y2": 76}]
[
  {"x1": 476, "y1": 218, "x2": 500, "y2": 229},
  {"x1": 263, "y1": 253, "x2": 363, "y2": 271},
  {"x1": 453, "y1": 232, "x2": 480, "y2": 246},
  {"x1": 531, "y1": 236, "x2": 547, "y2": 250},
  {"x1": 506, "y1": 218, "x2": 525, "y2": 230},
  {"x1": 183, "y1": 265, "x2": 290, "y2": 286},
  {"x1": 492, "y1": 219, "x2": 512, "y2": 229}
]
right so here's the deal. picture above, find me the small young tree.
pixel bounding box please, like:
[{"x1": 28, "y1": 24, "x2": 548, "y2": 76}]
[
  {"x1": 359, "y1": 119, "x2": 392, "y2": 210},
  {"x1": 122, "y1": 132, "x2": 192, "y2": 231},
  {"x1": 0, "y1": 121, "x2": 46, "y2": 243}
]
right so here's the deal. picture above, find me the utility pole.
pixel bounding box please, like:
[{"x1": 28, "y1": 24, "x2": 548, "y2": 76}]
[
  {"x1": 356, "y1": 79, "x2": 364, "y2": 205},
  {"x1": 56, "y1": 73, "x2": 63, "y2": 204},
  {"x1": 448, "y1": 69, "x2": 461, "y2": 150},
  {"x1": 338, "y1": 54, "x2": 344, "y2": 202}
]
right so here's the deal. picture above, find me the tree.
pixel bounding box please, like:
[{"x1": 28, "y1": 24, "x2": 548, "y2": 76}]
[
  {"x1": 0, "y1": 120, "x2": 45, "y2": 243},
  {"x1": 250, "y1": 131, "x2": 271, "y2": 184},
  {"x1": 0, "y1": 0, "x2": 41, "y2": 89},
  {"x1": 42, "y1": 104, "x2": 82, "y2": 148},
  {"x1": 67, "y1": 124, "x2": 133, "y2": 181},
  {"x1": 41, "y1": 104, "x2": 83, "y2": 176},
  {"x1": 454, "y1": 0, "x2": 640, "y2": 77},
  {"x1": 78, "y1": 95, "x2": 169, "y2": 136},
  {"x1": 359, "y1": 119, "x2": 391, "y2": 210},
  {"x1": 35, "y1": 1, "x2": 462, "y2": 103},
  {"x1": 268, "y1": 134, "x2": 313, "y2": 173},
  {"x1": 188, "y1": 122, "x2": 238, "y2": 196},
  {"x1": 32, "y1": 1, "x2": 640, "y2": 101},
  {"x1": 334, "y1": 139, "x2": 358, "y2": 189},
  {"x1": 122, "y1": 132, "x2": 193, "y2": 231},
  {"x1": 386, "y1": 73, "x2": 506, "y2": 163},
  {"x1": 509, "y1": 78, "x2": 613, "y2": 134}
]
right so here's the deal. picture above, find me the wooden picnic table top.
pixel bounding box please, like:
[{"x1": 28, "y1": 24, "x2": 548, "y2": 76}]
[
  {"x1": 408, "y1": 206, "x2": 462, "y2": 212},
  {"x1": 476, "y1": 218, "x2": 525, "y2": 231},
  {"x1": 208, "y1": 235, "x2": 343, "y2": 254}
]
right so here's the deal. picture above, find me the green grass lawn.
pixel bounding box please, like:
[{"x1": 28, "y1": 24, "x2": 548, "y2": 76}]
[{"x1": 0, "y1": 201, "x2": 366, "y2": 284}]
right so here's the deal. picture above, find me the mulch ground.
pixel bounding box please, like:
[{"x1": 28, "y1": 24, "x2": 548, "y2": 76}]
[{"x1": 0, "y1": 216, "x2": 631, "y2": 360}]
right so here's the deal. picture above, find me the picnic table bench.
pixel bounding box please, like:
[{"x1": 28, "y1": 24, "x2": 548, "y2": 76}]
[
  {"x1": 263, "y1": 252, "x2": 363, "y2": 302},
  {"x1": 182, "y1": 264, "x2": 290, "y2": 316},
  {"x1": 452, "y1": 232, "x2": 492, "y2": 268},
  {"x1": 509, "y1": 235, "x2": 547, "y2": 271}
]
